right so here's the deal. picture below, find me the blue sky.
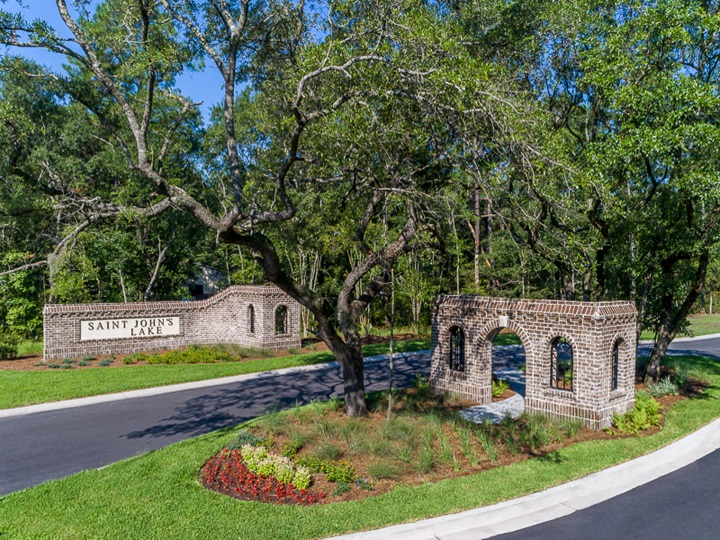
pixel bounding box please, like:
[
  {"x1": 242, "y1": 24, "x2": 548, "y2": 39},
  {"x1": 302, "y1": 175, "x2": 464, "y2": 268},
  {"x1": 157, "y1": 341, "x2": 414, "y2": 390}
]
[{"x1": 3, "y1": 1, "x2": 223, "y2": 123}]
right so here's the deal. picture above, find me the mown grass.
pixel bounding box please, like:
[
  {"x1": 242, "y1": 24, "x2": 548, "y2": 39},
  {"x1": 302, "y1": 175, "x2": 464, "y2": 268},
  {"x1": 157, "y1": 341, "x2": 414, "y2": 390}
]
[
  {"x1": 0, "y1": 340, "x2": 430, "y2": 410},
  {"x1": 1, "y1": 354, "x2": 718, "y2": 539},
  {"x1": 640, "y1": 312, "x2": 720, "y2": 340}
]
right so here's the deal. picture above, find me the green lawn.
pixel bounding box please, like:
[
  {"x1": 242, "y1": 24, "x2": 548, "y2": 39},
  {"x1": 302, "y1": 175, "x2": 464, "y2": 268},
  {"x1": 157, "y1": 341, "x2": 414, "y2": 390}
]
[
  {"x1": 1, "y1": 355, "x2": 718, "y2": 539},
  {"x1": 0, "y1": 340, "x2": 430, "y2": 410},
  {"x1": 640, "y1": 313, "x2": 720, "y2": 340}
]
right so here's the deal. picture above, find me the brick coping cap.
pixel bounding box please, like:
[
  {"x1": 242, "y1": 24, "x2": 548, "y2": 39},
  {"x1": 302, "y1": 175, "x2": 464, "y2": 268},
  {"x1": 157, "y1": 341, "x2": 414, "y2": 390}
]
[
  {"x1": 435, "y1": 295, "x2": 637, "y2": 317},
  {"x1": 43, "y1": 285, "x2": 289, "y2": 314}
]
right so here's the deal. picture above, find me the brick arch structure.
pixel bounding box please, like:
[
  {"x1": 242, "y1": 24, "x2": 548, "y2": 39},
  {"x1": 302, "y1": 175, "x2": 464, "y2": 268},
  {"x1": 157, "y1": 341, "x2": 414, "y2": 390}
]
[{"x1": 430, "y1": 296, "x2": 637, "y2": 429}]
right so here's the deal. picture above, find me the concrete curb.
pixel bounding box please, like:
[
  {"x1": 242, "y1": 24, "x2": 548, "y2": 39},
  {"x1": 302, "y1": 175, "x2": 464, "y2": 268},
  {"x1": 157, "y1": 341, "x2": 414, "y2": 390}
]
[
  {"x1": 328, "y1": 418, "x2": 720, "y2": 540},
  {"x1": 639, "y1": 332, "x2": 720, "y2": 345},
  {"x1": 0, "y1": 350, "x2": 430, "y2": 420}
]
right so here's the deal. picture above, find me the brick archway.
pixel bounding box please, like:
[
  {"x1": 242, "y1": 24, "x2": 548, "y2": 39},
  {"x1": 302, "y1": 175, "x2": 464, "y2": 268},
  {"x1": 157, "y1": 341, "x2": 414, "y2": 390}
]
[{"x1": 429, "y1": 295, "x2": 638, "y2": 429}]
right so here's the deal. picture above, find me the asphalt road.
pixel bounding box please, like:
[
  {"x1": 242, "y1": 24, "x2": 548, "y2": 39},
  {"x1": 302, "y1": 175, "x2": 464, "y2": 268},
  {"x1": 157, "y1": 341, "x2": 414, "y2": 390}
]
[
  {"x1": 490, "y1": 336, "x2": 720, "y2": 540},
  {"x1": 0, "y1": 336, "x2": 718, "y2": 502},
  {"x1": 0, "y1": 352, "x2": 431, "y2": 496},
  {"x1": 494, "y1": 447, "x2": 720, "y2": 540}
]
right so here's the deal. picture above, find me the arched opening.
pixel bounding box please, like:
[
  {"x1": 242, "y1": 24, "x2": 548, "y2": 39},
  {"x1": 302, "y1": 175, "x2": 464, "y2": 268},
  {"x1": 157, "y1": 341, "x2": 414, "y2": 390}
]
[
  {"x1": 550, "y1": 337, "x2": 573, "y2": 391},
  {"x1": 611, "y1": 338, "x2": 622, "y2": 391},
  {"x1": 275, "y1": 305, "x2": 288, "y2": 335},
  {"x1": 489, "y1": 326, "x2": 526, "y2": 397},
  {"x1": 448, "y1": 326, "x2": 465, "y2": 371},
  {"x1": 248, "y1": 304, "x2": 255, "y2": 334}
]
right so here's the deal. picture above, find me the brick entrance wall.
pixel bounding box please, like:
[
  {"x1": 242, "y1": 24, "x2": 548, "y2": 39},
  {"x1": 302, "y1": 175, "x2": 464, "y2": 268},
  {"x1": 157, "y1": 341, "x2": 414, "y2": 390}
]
[
  {"x1": 43, "y1": 285, "x2": 301, "y2": 361},
  {"x1": 430, "y1": 296, "x2": 637, "y2": 429}
]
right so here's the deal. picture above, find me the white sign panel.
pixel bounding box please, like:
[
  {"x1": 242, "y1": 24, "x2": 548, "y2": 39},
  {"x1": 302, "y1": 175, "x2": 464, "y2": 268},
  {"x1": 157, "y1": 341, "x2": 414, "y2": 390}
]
[{"x1": 80, "y1": 317, "x2": 180, "y2": 341}]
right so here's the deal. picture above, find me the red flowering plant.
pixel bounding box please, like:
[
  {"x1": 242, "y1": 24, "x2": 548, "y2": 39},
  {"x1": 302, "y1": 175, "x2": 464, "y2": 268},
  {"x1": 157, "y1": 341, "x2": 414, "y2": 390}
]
[{"x1": 200, "y1": 449, "x2": 326, "y2": 505}]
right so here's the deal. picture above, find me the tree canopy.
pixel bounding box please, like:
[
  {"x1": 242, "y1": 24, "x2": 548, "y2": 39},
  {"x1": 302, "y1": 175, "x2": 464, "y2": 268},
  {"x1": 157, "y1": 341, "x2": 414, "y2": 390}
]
[{"x1": 1, "y1": 0, "x2": 719, "y2": 411}]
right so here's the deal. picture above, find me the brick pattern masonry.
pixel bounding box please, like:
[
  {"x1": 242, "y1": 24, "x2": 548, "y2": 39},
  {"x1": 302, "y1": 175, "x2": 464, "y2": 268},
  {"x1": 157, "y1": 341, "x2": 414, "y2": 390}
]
[
  {"x1": 43, "y1": 285, "x2": 301, "y2": 361},
  {"x1": 430, "y1": 296, "x2": 637, "y2": 429}
]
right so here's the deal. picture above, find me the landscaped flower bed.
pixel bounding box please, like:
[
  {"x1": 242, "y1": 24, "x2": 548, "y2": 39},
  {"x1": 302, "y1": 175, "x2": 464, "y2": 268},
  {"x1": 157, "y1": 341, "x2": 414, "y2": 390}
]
[
  {"x1": 201, "y1": 449, "x2": 325, "y2": 505},
  {"x1": 199, "y1": 370, "x2": 709, "y2": 506}
]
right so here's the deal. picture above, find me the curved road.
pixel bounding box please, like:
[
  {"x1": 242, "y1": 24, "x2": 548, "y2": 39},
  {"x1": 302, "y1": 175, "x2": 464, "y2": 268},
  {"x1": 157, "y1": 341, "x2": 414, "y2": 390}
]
[
  {"x1": 493, "y1": 336, "x2": 720, "y2": 540},
  {"x1": 0, "y1": 352, "x2": 431, "y2": 496},
  {"x1": 1, "y1": 336, "x2": 719, "y2": 536}
]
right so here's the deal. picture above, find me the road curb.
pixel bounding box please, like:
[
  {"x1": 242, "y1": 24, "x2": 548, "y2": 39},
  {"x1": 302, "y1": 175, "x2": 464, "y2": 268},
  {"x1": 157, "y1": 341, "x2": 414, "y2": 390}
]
[
  {"x1": 639, "y1": 332, "x2": 720, "y2": 344},
  {"x1": 328, "y1": 418, "x2": 720, "y2": 539},
  {"x1": 0, "y1": 351, "x2": 430, "y2": 420}
]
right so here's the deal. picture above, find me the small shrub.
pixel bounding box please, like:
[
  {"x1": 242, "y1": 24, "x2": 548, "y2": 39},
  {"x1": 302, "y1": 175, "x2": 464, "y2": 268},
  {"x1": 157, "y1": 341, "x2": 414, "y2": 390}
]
[
  {"x1": 0, "y1": 332, "x2": 20, "y2": 360},
  {"x1": 288, "y1": 347, "x2": 301, "y2": 355},
  {"x1": 77, "y1": 360, "x2": 90, "y2": 367},
  {"x1": 292, "y1": 466, "x2": 313, "y2": 490},
  {"x1": 670, "y1": 365, "x2": 690, "y2": 388},
  {"x1": 413, "y1": 374, "x2": 432, "y2": 401},
  {"x1": 491, "y1": 378, "x2": 510, "y2": 398},
  {"x1": 144, "y1": 345, "x2": 234, "y2": 365},
  {"x1": 647, "y1": 377, "x2": 679, "y2": 398},
  {"x1": 324, "y1": 461, "x2": 357, "y2": 483},
  {"x1": 81, "y1": 356, "x2": 96, "y2": 362},
  {"x1": 62, "y1": 358, "x2": 74, "y2": 365},
  {"x1": 47, "y1": 363, "x2": 61, "y2": 369},
  {"x1": 124, "y1": 352, "x2": 149, "y2": 364},
  {"x1": 61, "y1": 363, "x2": 73, "y2": 369},
  {"x1": 355, "y1": 478, "x2": 374, "y2": 491},
  {"x1": 229, "y1": 429, "x2": 264, "y2": 449},
  {"x1": 612, "y1": 391, "x2": 661, "y2": 435},
  {"x1": 518, "y1": 414, "x2": 551, "y2": 450},
  {"x1": 99, "y1": 359, "x2": 112, "y2": 367},
  {"x1": 274, "y1": 460, "x2": 296, "y2": 484},
  {"x1": 280, "y1": 435, "x2": 305, "y2": 458},
  {"x1": 333, "y1": 482, "x2": 351, "y2": 496},
  {"x1": 561, "y1": 419, "x2": 582, "y2": 438},
  {"x1": 295, "y1": 456, "x2": 357, "y2": 483}
]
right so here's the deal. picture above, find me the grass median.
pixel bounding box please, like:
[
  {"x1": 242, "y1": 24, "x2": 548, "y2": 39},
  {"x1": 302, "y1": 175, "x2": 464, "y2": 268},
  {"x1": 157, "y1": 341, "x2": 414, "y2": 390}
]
[
  {"x1": 1, "y1": 354, "x2": 718, "y2": 539},
  {"x1": 0, "y1": 340, "x2": 429, "y2": 410}
]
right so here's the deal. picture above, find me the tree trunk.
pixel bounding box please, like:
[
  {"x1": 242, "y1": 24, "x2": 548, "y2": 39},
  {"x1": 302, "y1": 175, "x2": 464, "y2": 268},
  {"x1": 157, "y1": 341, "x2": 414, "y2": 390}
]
[
  {"x1": 559, "y1": 266, "x2": 575, "y2": 300},
  {"x1": 473, "y1": 185, "x2": 480, "y2": 288},
  {"x1": 635, "y1": 273, "x2": 651, "y2": 356},
  {"x1": 331, "y1": 338, "x2": 368, "y2": 416},
  {"x1": 317, "y1": 313, "x2": 368, "y2": 417},
  {"x1": 644, "y1": 250, "x2": 709, "y2": 384}
]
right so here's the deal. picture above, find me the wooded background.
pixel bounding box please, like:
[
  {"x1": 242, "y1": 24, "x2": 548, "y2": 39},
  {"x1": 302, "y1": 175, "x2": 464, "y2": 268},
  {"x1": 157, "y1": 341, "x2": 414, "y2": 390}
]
[{"x1": 1, "y1": 0, "x2": 719, "y2": 409}]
